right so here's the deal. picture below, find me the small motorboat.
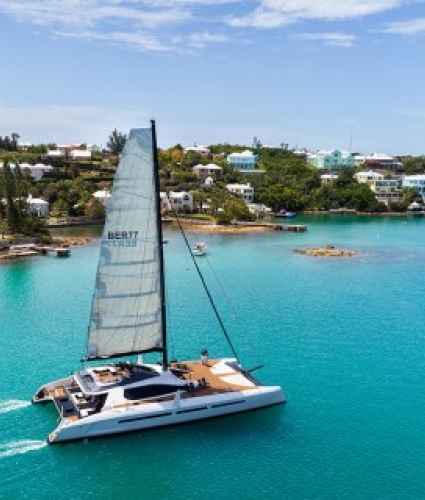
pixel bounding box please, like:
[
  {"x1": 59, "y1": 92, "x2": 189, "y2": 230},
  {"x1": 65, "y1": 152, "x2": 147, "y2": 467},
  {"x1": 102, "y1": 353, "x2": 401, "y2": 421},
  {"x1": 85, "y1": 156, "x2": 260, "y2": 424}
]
[
  {"x1": 275, "y1": 209, "x2": 297, "y2": 219},
  {"x1": 192, "y1": 242, "x2": 207, "y2": 256}
]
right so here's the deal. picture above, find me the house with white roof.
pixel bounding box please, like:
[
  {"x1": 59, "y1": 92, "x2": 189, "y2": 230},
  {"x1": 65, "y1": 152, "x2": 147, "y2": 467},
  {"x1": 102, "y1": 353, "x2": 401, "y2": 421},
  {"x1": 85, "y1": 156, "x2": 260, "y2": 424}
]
[
  {"x1": 354, "y1": 170, "x2": 384, "y2": 185},
  {"x1": 0, "y1": 162, "x2": 53, "y2": 181},
  {"x1": 307, "y1": 150, "x2": 354, "y2": 170},
  {"x1": 227, "y1": 150, "x2": 257, "y2": 170},
  {"x1": 27, "y1": 195, "x2": 49, "y2": 217},
  {"x1": 402, "y1": 175, "x2": 425, "y2": 201},
  {"x1": 364, "y1": 152, "x2": 403, "y2": 170},
  {"x1": 184, "y1": 145, "x2": 210, "y2": 157},
  {"x1": 21, "y1": 162, "x2": 54, "y2": 181},
  {"x1": 320, "y1": 173, "x2": 339, "y2": 184},
  {"x1": 355, "y1": 171, "x2": 402, "y2": 205},
  {"x1": 45, "y1": 149, "x2": 66, "y2": 159},
  {"x1": 193, "y1": 163, "x2": 222, "y2": 179},
  {"x1": 69, "y1": 150, "x2": 91, "y2": 160},
  {"x1": 226, "y1": 183, "x2": 254, "y2": 202},
  {"x1": 160, "y1": 191, "x2": 193, "y2": 213},
  {"x1": 371, "y1": 179, "x2": 402, "y2": 205},
  {"x1": 93, "y1": 190, "x2": 111, "y2": 207},
  {"x1": 17, "y1": 141, "x2": 33, "y2": 151}
]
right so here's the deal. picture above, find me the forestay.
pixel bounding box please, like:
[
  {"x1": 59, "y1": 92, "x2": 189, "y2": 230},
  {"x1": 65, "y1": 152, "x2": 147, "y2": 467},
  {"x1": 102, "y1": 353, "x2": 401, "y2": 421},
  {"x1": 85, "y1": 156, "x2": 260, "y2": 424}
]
[{"x1": 85, "y1": 127, "x2": 164, "y2": 360}]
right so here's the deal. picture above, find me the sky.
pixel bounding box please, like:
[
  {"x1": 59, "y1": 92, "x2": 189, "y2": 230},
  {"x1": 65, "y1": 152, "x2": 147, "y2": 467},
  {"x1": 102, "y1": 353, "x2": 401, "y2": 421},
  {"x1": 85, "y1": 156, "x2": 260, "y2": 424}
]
[{"x1": 0, "y1": 0, "x2": 424, "y2": 155}]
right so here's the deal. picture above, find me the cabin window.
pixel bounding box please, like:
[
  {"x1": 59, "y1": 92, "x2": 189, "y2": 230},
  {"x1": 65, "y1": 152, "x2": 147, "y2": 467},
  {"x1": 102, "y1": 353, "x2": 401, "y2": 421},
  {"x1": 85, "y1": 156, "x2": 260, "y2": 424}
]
[{"x1": 124, "y1": 384, "x2": 181, "y2": 400}]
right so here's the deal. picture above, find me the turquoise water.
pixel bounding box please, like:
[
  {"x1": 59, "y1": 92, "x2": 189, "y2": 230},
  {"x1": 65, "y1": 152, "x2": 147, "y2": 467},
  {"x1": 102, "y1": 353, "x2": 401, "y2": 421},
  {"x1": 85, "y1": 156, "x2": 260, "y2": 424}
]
[{"x1": 1, "y1": 216, "x2": 425, "y2": 499}]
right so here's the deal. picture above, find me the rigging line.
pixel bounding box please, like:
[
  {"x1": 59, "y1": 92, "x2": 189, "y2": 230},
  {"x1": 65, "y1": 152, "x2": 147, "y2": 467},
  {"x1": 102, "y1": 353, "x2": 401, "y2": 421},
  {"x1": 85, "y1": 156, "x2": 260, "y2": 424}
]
[
  {"x1": 202, "y1": 250, "x2": 262, "y2": 366},
  {"x1": 167, "y1": 194, "x2": 240, "y2": 363}
]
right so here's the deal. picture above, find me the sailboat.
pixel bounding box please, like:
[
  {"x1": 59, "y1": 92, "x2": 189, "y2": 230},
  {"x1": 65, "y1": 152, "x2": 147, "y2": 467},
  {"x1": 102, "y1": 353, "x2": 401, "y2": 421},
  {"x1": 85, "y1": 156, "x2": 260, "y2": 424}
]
[{"x1": 33, "y1": 122, "x2": 285, "y2": 444}]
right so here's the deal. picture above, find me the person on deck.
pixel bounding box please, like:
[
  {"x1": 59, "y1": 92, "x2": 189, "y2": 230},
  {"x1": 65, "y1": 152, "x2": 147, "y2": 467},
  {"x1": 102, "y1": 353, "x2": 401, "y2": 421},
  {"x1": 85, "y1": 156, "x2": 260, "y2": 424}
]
[{"x1": 201, "y1": 349, "x2": 209, "y2": 366}]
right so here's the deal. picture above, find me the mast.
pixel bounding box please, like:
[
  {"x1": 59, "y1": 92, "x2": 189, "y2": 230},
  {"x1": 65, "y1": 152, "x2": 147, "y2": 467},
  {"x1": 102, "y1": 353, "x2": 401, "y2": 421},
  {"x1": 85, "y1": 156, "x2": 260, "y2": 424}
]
[{"x1": 151, "y1": 120, "x2": 168, "y2": 368}]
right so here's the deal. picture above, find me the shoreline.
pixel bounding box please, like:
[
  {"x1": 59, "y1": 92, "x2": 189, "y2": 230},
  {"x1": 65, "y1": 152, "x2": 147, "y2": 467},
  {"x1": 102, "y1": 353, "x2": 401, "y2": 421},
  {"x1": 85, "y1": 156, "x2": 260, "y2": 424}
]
[{"x1": 167, "y1": 220, "x2": 274, "y2": 234}]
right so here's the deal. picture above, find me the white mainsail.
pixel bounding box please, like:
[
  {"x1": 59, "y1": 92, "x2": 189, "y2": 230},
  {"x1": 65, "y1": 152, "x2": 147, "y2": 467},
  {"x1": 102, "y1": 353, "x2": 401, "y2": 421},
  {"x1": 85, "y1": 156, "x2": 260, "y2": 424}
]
[{"x1": 85, "y1": 127, "x2": 164, "y2": 360}]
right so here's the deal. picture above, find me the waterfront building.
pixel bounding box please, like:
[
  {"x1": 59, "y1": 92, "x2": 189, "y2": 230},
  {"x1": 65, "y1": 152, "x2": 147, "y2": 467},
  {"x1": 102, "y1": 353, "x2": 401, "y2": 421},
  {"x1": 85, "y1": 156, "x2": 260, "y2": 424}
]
[
  {"x1": 355, "y1": 170, "x2": 402, "y2": 205},
  {"x1": 402, "y1": 175, "x2": 425, "y2": 201},
  {"x1": 227, "y1": 150, "x2": 257, "y2": 170},
  {"x1": 371, "y1": 179, "x2": 403, "y2": 205},
  {"x1": 160, "y1": 191, "x2": 193, "y2": 212},
  {"x1": 226, "y1": 183, "x2": 254, "y2": 202},
  {"x1": 306, "y1": 150, "x2": 355, "y2": 170}
]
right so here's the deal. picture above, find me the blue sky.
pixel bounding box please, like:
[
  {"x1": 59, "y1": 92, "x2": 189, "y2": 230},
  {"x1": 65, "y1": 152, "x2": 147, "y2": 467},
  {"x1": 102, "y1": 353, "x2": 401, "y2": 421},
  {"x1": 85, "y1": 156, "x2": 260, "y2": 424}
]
[{"x1": 0, "y1": 0, "x2": 424, "y2": 155}]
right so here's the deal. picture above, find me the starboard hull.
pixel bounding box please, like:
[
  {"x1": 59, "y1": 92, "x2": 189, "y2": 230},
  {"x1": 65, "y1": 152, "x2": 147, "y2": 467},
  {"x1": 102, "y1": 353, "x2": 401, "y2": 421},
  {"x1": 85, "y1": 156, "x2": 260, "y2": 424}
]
[{"x1": 46, "y1": 387, "x2": 285, "y2": 444}]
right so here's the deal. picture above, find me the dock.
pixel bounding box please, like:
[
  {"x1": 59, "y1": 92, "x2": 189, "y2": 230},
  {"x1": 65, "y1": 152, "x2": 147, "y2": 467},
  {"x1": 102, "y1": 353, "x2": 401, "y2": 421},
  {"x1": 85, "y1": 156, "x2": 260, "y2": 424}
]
[
  {"x1": 259, "y1": 223, "x2": 307, "y2": 232},
  {"x1": 272, "y1": 224, "x2": 307, "y2": 232},
  {"x1": 3, "y1": 244, "x2": 71, "y2": 260},
  {"x1": 36, "y1": 246, "x2": 71, "y2": 257}
]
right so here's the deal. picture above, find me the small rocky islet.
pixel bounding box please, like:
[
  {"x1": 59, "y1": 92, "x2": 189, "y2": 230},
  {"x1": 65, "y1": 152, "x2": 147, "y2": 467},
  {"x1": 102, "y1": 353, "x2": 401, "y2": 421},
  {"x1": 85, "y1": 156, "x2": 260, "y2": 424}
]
[{"x1": 294, "y1": 245, "x2": 358, "y2": 257}]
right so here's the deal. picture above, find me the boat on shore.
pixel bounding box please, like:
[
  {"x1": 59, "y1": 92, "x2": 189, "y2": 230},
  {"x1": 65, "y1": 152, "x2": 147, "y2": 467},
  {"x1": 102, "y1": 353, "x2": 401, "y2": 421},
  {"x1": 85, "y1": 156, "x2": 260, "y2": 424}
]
[{"x1": 32, "y1": 122, "x2": 285, "y2": 445}]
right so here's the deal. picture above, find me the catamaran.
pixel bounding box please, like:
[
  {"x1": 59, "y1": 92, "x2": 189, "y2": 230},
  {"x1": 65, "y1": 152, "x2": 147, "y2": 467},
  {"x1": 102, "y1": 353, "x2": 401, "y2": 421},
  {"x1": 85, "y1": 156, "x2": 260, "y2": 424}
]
[{"x1": 33, "y1": 122, "x2": 285, "y2": 444}]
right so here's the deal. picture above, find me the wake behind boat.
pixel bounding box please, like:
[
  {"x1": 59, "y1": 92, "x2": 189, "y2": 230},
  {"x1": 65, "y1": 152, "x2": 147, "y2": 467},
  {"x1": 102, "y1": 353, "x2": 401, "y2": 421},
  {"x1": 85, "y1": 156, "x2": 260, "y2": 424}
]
[{"x1": 33, "y1": 122, "x2": 285, "y2": 445}]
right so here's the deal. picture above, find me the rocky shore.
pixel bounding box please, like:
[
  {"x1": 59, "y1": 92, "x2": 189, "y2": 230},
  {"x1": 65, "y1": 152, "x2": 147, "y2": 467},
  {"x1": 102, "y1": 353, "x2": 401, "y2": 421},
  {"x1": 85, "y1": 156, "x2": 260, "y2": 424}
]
[{"x1": 294, "y1": 245, "x2": 358, "y2": 257}]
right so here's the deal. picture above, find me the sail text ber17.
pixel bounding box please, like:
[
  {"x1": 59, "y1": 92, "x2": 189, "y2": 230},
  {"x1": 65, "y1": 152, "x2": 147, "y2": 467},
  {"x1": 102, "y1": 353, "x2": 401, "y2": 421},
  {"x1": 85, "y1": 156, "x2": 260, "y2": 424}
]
[
  {"x1": 108, "y1": 231, "x2": 139, "y2": 239},
  {"x1": 108, "y1": 231, "x2": 139, "y2": 247}
]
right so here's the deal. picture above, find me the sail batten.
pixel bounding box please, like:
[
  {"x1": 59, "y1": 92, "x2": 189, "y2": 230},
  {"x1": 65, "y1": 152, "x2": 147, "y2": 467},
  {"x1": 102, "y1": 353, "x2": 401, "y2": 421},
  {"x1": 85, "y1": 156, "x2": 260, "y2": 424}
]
[{"x1": 85, "y1": 127, "x2": 164, "y2": 360}]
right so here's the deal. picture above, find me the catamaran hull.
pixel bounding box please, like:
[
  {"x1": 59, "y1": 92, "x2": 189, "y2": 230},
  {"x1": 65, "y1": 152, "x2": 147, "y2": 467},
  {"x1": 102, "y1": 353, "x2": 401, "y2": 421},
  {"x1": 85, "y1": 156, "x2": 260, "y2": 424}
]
[{"x1": 46, "y1": 387, "x2": 285, "y2": 444}]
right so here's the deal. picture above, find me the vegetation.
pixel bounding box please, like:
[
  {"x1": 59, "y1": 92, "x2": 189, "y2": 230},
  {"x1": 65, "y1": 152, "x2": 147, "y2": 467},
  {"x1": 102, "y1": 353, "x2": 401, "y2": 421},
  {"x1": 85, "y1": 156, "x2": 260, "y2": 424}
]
[
  {"x1": 107, "y1": 129, "x2": 127, "y2": 155},
  {"x1": 1, "y1": 127, "x2": 424, "y2": 241},
  {"x1": 0, "y1": 161, "x2": 50, "y2": 240}
]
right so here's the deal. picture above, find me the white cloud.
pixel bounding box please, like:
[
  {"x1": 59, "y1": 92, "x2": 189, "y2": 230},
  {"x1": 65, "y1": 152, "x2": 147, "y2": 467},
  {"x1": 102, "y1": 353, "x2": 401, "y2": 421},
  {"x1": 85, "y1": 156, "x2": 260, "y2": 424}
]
[
  {"x1": 380, "y1": 17, "x2": 425, "y2": 35},
  {"x1": 0, "y1": 1, "x2": 191, "y2": 28},
  {"x1": 0, "y1": 0, "x2": 412, "y2": 52},
  {"x1": 298, "y1": 32, "x2": 356, "y2": 47},
  {"x1": 187, "y1": 31, "x2": 228, "y2": 48},
  {"x1": 55, "y1": 30, "x2": 173, "y2": 52},
  {"x1": 228, "y1": 0, "x2": 404, "y2": 28}
]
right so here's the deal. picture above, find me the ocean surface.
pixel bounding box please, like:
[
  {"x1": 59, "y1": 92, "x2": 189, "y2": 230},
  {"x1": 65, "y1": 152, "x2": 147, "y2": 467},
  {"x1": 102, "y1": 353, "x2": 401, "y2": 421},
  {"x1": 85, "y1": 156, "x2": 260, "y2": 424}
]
[{"x1": 1, "y1": 215, "x2": 425, "y2": 499}]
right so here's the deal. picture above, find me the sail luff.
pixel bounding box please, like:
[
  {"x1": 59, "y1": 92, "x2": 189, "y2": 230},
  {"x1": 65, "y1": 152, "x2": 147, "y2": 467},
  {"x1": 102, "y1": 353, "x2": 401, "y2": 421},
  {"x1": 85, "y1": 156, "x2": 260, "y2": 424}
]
[{"x1": 84, "y1": 125, "x2": 164, "y2": 361}]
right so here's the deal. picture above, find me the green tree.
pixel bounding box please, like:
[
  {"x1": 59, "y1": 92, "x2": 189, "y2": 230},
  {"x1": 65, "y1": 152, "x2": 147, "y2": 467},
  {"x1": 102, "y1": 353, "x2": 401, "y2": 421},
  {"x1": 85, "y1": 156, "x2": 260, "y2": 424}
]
[
  {"x1": 86, "y1": 199, "x2": 106, "y2": 220},
  {"x1": 107, "y1": 129, "x2": 127, "y2": 155},
  {"x1": 191, "y1": 189, "x2": 209, "y2": 212}
]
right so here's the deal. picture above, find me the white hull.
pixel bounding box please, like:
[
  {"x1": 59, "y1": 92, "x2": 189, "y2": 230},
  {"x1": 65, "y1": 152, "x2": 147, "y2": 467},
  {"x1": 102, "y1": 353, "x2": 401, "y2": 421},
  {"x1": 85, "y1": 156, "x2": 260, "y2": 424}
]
[
  {"x1": 47, "y1": 386, "x2": 282, "y2": 444},
  {"x1": 192, "y1": 242, "x2": 207, "y2": 256},
  {"x1": 33, "y1": 359, "x2": 285, "y2": 444}
]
